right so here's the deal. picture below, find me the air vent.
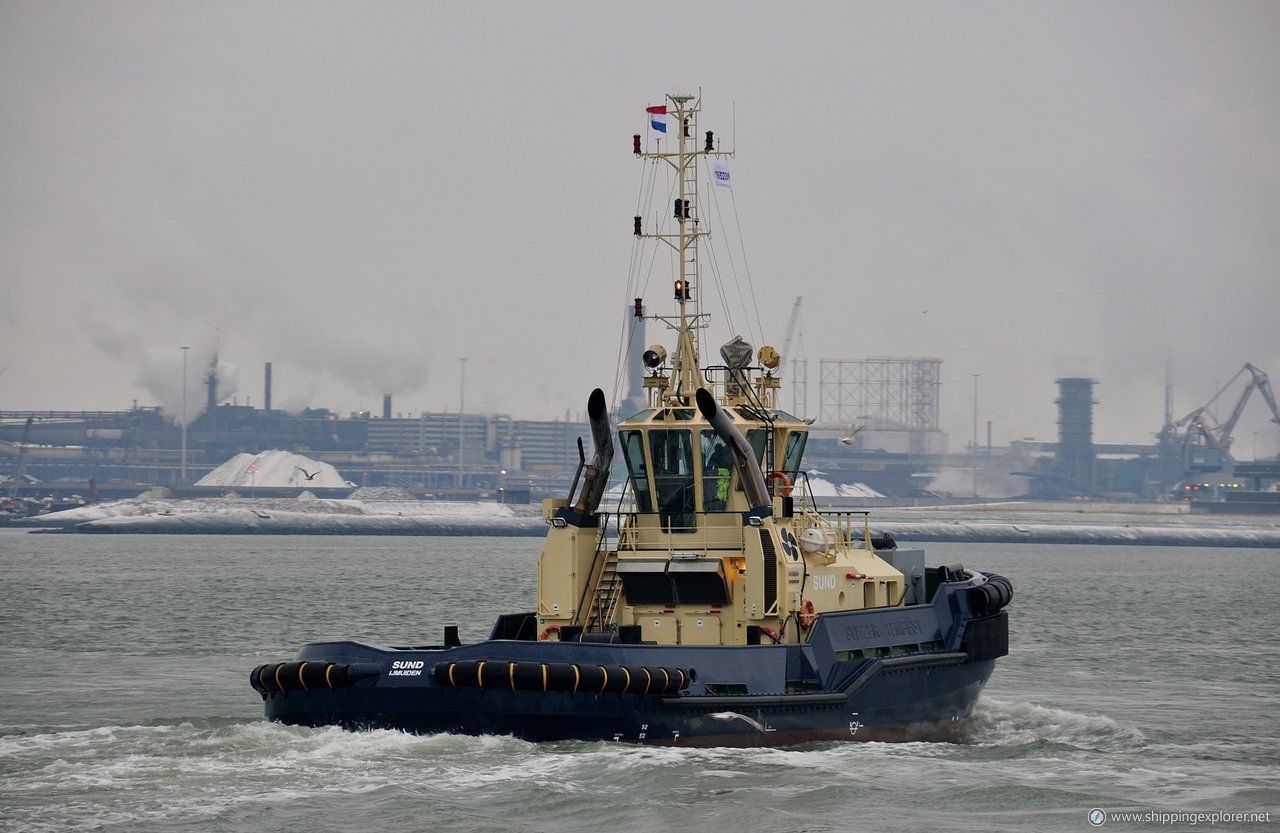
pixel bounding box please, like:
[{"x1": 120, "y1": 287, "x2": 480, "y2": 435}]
[{"x1": 759, "y1": 529, "x2": 778, "y2": 613}]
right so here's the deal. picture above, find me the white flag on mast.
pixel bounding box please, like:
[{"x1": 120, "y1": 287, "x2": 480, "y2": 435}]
[{"x1": 712, "y1": 162, "x2": 732, "y2": 188}]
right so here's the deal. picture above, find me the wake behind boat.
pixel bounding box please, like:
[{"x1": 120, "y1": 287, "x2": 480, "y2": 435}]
[{"x1": 251, "y1": 91, "x2": 1012, "y2": 746}]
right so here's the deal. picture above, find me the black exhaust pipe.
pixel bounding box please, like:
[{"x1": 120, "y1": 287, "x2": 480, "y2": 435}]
[
  {"x1": 572, "y1": 388, "x2": 615, "y2": 515},
  {"x1": 695, "y1": 388, "x2": 771, "y2": 513}
]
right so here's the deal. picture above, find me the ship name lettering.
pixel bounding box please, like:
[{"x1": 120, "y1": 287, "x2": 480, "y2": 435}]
[
  {"x1": 843, "y1": 623, "x2": 880, "y2": 640},
  {"x1": 884, "y1": 619, "x2": 922, "y2": 637},
  {"x1": 390, "y1": 661, "x2": 425, "y2": 675}
]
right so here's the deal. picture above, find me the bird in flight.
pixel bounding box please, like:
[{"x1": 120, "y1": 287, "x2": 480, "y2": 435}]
[
  {"x1": 295, "y1": 466, "x2": 319, "y2": 480},
  {"x1": 838, "y1": 424, "x2": 864, "y2": 446}
]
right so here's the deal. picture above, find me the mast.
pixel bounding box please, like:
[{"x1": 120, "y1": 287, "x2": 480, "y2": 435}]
[{"x1": 634, "y1": 91, "x2": 733, "y2": 406}]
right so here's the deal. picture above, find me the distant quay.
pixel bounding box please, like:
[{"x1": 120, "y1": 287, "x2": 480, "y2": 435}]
[{"x1": 13, "y1": 496, "x2": 1280, "y2": 546}]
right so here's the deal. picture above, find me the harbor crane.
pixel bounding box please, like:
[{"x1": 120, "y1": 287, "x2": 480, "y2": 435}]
[
  {"x1": 5, "y1": 417, "x2": 33, "y2": 499},
  {"x1": 1171, "y1": 363, "x2": 1280, "y2": 472},
  {"x1": 781, "y1": 296, "x2": 802, "y2": 363},
  {"x1": 781, "y1": 296, "x2": 806, "y2": 416}
]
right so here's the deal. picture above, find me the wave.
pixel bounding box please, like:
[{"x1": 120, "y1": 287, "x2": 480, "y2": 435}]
[
  {"x1": 8, "y1": 717, "x2": 1272, "y2": 833},
  {"x1": 968, "y1": 698, "x2": 1147, "y2": 753}
]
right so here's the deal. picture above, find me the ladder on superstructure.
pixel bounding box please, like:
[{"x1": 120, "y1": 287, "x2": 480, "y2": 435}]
[{"x1": 583, "y1": 543, "x2": 622, "y2": 632}]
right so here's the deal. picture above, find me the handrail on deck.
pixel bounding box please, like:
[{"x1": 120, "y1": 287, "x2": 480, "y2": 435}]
[{"x1": 609, "y1": 510, "x2": 747, "y2": 555}]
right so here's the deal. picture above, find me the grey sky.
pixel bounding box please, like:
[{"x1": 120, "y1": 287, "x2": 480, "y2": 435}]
[{"x1": 2, "y1": 1, "x2": 1278, "y2": 457}]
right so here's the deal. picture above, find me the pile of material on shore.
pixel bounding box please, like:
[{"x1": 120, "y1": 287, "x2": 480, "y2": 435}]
[{"x1": 19, "y1": 495, "x2": 545, "y2": 536}]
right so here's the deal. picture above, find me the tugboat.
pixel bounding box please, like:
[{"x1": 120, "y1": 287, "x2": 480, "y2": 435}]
[{"x1": 251, "y1": 91, "x2": 1012, "y2": 746}]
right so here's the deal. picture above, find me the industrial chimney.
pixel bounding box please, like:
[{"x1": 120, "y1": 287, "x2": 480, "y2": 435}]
[
  {"x1": 264, "y1": 362, "x2": 273, "y2": 416},
  {"x1": 624, "y1": 303, "x2": 646, "y2": 414},
  {"x1": 383, "y1": 393, "x2": 392, "y2": 419},
  {"x1": 205, "y1": 356, "x2": 218, "y2": 430}
]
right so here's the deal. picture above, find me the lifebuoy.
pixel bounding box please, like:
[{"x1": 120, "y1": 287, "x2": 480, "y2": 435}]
[
  {"x1": 768, "y1": 471, "x2": 792, "y2": 497},
  {"x1": 798, "y1": 598, "x2": 817, "y2": 630},
  {"x1": 539, "y1": 625, "x2": 561, "y2": 641}
]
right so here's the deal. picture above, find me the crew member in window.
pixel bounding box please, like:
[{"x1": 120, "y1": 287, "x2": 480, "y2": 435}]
[{"x1": 705, "y1": 445, "x2": 732, "y2": 511}]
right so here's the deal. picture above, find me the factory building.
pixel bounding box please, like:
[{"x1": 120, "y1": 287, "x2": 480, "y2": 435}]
[{"x1": 3, "y1": 356, "x2": 1275, "y2": 507}]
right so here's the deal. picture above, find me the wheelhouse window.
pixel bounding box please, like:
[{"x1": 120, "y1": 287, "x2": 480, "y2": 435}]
[
  {"x1": 649, "y1": 429, "x2": 695, "y2": 531},
  {"x1": 701, "y1": 431, "x2": 732, "y2": 511},
  {"x1": 783, "y1": 430, "x2": 807, "y2": 477},
  {"x1": 619, "y1": 430, "x2": 652, "y2": 512},
  {"x1": 745, "y1": 429, "x2": 768, "y2": 468}
]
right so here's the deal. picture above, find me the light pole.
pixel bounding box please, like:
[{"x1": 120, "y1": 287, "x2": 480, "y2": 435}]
[
  {"x1": 972, "y1": 373, "x2": 980, "y2": 498},
  {"x1": 458, "y1": 357, "x2": 467, "y2": 490},
  {"x1": 181, "y1": 346, "x2": 190, "y2": 483}
]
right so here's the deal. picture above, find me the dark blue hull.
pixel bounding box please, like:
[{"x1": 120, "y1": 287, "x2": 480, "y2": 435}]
[
  {"x1": 254, "y1": 578, "x2": 1010, "y2": 747},
  {"x1": 261, "y1": 651, "x2": 995, "y2": 746}
]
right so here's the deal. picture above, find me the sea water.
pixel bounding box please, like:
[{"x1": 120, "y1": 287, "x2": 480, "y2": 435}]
[{"x1": 1, "y1": 530, "x2": 1277, "y2": 832}]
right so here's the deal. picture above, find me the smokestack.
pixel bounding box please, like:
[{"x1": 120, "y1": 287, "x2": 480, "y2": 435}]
[
  {"x1": 383, "y1": 393, "x2": 392, "y2": 419},
  {"x1": 264, "y1": 362, "x2": 273, "y2": 415},
  {"x1": 205, "y1": 356, "x2": 218, "y2": 429}
]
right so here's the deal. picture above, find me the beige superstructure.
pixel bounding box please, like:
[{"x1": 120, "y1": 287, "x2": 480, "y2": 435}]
[{"x1": 535, "y1": 92, "x2": 904, "y2": 647}]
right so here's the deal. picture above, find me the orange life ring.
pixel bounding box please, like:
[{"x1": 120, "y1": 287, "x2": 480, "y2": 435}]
[
  {"x1": 539, "y1": 625, "x2": 561, "y2": 641},
  {"x1": 798, "y1": 598, "x2": 817, "y2": 630},
  {"x1": 768, "y1": 471, "x2": 792, "y2": 497}
]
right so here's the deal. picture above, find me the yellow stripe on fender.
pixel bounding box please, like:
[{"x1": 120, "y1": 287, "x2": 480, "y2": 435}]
[
  {"x1": 599, "y1": 666, "x2": 609, "y2": 693},
  {"x1": 324, "y1": 664, "x2": 335, "y2": 689},
  {"x1": 476, "y1": 661, "x2": 486, "y2": 689},
  {"x1": 298, "y1": 662, "x2": 309, "y2": 691}
]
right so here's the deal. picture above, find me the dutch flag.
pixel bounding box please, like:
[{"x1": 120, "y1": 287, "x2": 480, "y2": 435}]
[{"x1": 646, "y1": 104, "x2": 668, "y2": 134}]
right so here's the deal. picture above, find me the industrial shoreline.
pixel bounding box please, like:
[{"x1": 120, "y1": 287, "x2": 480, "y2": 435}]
[{"x1": 8, "y1": 497, "x2": 1279, "y2": 546}]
